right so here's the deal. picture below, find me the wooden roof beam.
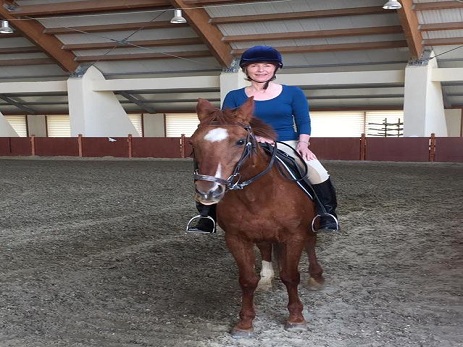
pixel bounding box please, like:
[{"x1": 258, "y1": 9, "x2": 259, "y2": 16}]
[
  {"x1": 5, "y1": 0, "x2": 171, "y2": 16},
  {"x1": 0, "y1": 58, "x2": 55, "y2": 66},
  {"x1": 0, "y1": 6, "x2": 79, "y2": 72},
  {"x1": 424, "y1": 38, "x2": 463, "y2": 46},
  {"x1": 397, "y1": 0, "x2": 423, "y2": 60},
  {"x1": 0, "y1": 47, "x2": 43, "y2": 54},
  {"x1": 420, "y1": 22, "x2": 463, "y2": 31},
  {"x1": 169, "y1": 0, "x2": 233, "y2": 67}
]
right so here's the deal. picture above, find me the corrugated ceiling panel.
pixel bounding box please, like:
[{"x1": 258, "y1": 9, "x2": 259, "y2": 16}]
[
  {"x1": 417, "y1": 9, "x2": 463, "y2": 23},
  {"x1": 422, "y1": 30, "x2": 463, "y2": 39},
  {"x1": 57, "y1": 28, "x2": 197, "y2": 44},
  {"x1": 207, "y1": 0, "x2": 385, "y2": 17},
  {"x1": 219, "y1": 15, "x2": 399, "y2": 36},
  {"x1": 39, "y1": 10, "x2": 171, "y2": 28}
]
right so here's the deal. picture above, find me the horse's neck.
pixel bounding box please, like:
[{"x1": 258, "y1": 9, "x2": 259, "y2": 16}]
[{"x1": 240, "y1": 148, "x2": 276, "y2": 180}]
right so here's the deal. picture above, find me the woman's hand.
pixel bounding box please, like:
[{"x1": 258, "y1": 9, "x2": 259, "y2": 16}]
[
  {"x1": 296, "y1": 141, "x2": 317, "y2": 161},
  {"x1": 255, "y1": 136, "x2": 274, "y2": 144}
]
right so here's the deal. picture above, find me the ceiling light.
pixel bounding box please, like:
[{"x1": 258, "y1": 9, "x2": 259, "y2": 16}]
[
  {"x1": 383, "y1": 0, "x2": 402, "y2": 9},
  {"x1": 0, "y1": 20, "x2": 14, "y2": 34},
  {"x1": 170, "y1": 9, "x2": 186, "y2": 24}
]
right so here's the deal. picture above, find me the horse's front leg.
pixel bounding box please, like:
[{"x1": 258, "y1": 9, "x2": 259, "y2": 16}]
[
  {"x1": 256, "y1": 241, "x2": 274, "y2": 291},
  {"x1": 279, "y1": 240, "x2": 306, "y2": 331},
  {"x1": 306, "y1": 232, "x2": 325, "y2": 289},
  {"x1": 226, "y1": 235, "x2": 259, "y2": 338}
]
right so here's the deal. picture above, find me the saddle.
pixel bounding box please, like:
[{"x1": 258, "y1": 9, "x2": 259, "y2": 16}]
[{"x1": 260, "y1": 142, "x2": 315, "y2": 201}]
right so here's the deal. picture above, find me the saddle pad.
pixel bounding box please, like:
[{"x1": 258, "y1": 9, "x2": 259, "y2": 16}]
[{"x1": 260, "y1": 143, "x2": 314, "y2": 200}]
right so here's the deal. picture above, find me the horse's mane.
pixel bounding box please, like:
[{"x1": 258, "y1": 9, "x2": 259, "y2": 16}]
[
  {"x1": 249, "y1": 117, "x2": 277, "y2": 142},
  {"x1": 201, "y1": 107, "x2": 277, "y2": 142}
]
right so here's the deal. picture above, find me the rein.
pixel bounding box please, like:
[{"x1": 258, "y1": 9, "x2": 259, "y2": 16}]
[{"x1": 193, "y1": 124, "x2": 278, "y2": 190}]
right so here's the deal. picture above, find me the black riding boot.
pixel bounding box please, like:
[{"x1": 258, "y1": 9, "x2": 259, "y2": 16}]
[
  {"x1": 186, "y1": 202, "x2": 217, "y2": 233},
  {"x1": 312, "y1": 178, "x2": 340, "y2": 232}
]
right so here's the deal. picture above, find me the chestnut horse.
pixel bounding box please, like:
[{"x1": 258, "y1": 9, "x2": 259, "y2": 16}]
[{"x1": 190, "y1": 97, "x2": 324, "y2": 337}]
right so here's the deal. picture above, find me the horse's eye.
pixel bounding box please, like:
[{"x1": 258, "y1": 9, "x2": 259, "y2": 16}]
[{"x1": 236, "y1": 139, "x2": 246, "y2": 146}]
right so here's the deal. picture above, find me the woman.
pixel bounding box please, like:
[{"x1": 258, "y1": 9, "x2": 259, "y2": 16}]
[{"x1": 187, "y1": 45, "x2": 340, "y2": 233}]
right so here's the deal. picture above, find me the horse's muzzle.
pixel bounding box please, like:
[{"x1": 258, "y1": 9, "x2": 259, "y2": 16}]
[{"x1": 194, "y1": 183, "x2": 225, "y2": 205}]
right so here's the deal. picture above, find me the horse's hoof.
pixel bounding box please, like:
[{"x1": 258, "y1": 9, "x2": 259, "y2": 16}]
[
  {"x1": 285, "y1": 321, "x2": 307, "y2": 332},
  {"x1": 307, "y1": 276, "x2": 325, "y2": 290},
  {"x1": 231, "y1": 327, "x2": 254, "y2": 339}
]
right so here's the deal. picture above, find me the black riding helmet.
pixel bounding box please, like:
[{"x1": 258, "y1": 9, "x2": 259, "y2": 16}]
[
  {"x1": 239, "y1": 46, "x2": 283, "y2": 69},
  {"x1": 239, "y1": 46, "x2": 283, "y2": 89}
]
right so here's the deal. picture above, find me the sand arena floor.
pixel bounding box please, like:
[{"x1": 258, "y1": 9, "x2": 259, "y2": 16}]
[{"x1": 0, "y1": 158, "x2": 462, "y2": 347}]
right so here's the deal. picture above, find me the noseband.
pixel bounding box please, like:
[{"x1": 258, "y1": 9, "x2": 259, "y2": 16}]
[{"x1": 193, "y1": 124, "x2": 277, "y2": 190}]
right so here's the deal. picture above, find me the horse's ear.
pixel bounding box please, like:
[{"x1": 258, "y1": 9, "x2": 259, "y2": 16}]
[
  {"x1": 234, "y1": 97, "x2": 255, "y2": 124},
  {"x1": 196, "y1": 98, "x2": 215, "y2": 123}
]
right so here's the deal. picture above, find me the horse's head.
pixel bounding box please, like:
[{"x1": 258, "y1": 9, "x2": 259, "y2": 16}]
[{"x1": 190, "y1": 97, "x2": 275, "y2": 205}]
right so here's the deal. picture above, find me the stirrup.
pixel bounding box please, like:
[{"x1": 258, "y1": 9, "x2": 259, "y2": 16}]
[
  {"x1": 311, "y1": 213, "x2": 340, "y2": 233},
  {"x1": 186, "y1": 215, "x2": 217, "y2": 234}
]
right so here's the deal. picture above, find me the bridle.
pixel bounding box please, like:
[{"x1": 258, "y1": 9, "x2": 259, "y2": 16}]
[{"x1": 193, "y1": 124, "x2": 277, "y2": 191}]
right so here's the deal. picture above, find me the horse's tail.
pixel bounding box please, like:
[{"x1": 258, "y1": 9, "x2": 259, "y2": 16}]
[{"x1": 272, "y1": 243, "x2": 282, "y2": 273}]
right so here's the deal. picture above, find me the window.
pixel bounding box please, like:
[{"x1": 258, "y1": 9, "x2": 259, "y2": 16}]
[
  {"x1": 311, "y1": 112, "x2": 364, "y2": 137},
  {"x1": 128, "y1": 114, "x2": 143, "y2": 136},
  {"x1": 165, "y1": 114, "x2": 199, "y2": 137},
  {"x1": 47, "y1": 115, "x2": 71, "y2": 137},
  {"x1": 4, "y1": 115, "x2": 27, "y2": 137}
]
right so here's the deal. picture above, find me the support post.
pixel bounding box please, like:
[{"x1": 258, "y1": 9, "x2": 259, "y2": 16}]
[
  {"x1": 180, "y1": 134, "x2": 186, "y2": 158},
  {"x1": 30, "y1": 135, "x2": 36, "y2": 156},
  {"x1": 128, "y1": 134, "x2": 133, "y2": 158},
  {"x1": 78, "y1": 134, "x2": 83, "y2": 157},
  {"x1": 429, "y1": 133, "x2": 436, "y2": 162},
  {"x1": 360, "y1": 133, "x2": 366, "y2": 160}
]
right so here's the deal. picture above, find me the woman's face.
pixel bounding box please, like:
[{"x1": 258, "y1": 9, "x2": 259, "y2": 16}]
[{"x1": 245, "y1": 62, "x2": 277, "y2": 82}]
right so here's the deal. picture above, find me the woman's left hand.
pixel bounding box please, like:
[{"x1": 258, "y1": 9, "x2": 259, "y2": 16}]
[
  {"x1": 296, "y1": 142, "x2": 317, "y2": 161},
  {"x1": 256, "y1": 136, "x2": 275, "y2": 144}
]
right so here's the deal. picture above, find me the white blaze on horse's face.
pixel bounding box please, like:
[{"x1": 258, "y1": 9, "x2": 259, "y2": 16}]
[
  {"x1": 203, "y1": 128, "x2": 228, "y2": 180},
  {"x1": 194, "y1": 127, "x2": 229, "y2": 205},
  {"x1": 204, "y1": 127, "x2": 228, "y2": 142}
]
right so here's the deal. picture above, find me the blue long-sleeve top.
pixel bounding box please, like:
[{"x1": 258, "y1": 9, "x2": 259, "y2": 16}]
[{"x1": 222, "y1": 85, "x2": 311, "y2": 141}]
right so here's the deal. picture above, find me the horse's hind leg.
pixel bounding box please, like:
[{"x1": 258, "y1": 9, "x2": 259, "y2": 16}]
[
  {"x1": 306, "y1": 232, "x2": 325, "y2": 289},
  {"x1": 279, "y1": 241, "x2": 306, "y2": 330},
  {"x1": 256, "y1": 241, "x2": 274, "y2": 291}
]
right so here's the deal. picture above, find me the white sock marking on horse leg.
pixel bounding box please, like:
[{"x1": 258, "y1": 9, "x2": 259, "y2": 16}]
[
  {"x1": 260, "y1": 260, "x2": 274, "y2": 279},
  {"x1": 257, "y1": 260, "x2": 274, "y2": 291}
]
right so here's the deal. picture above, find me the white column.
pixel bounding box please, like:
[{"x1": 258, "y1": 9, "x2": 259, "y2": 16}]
[
  {"x1": 67, "y1": 66, "x2": 139, "y2": 137},
  {"x1": 444, "y1": 109, "x2": 462, "y2": 137},
  {"x1": 219, "y1": 69, "x2": 247, "y2": 106},
  {"x1": 403, "y1": 55, "x2": 448, "y2": 137},
  {"x1": 0, "y1": 112, "x2": 19, "y2": 137}
]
